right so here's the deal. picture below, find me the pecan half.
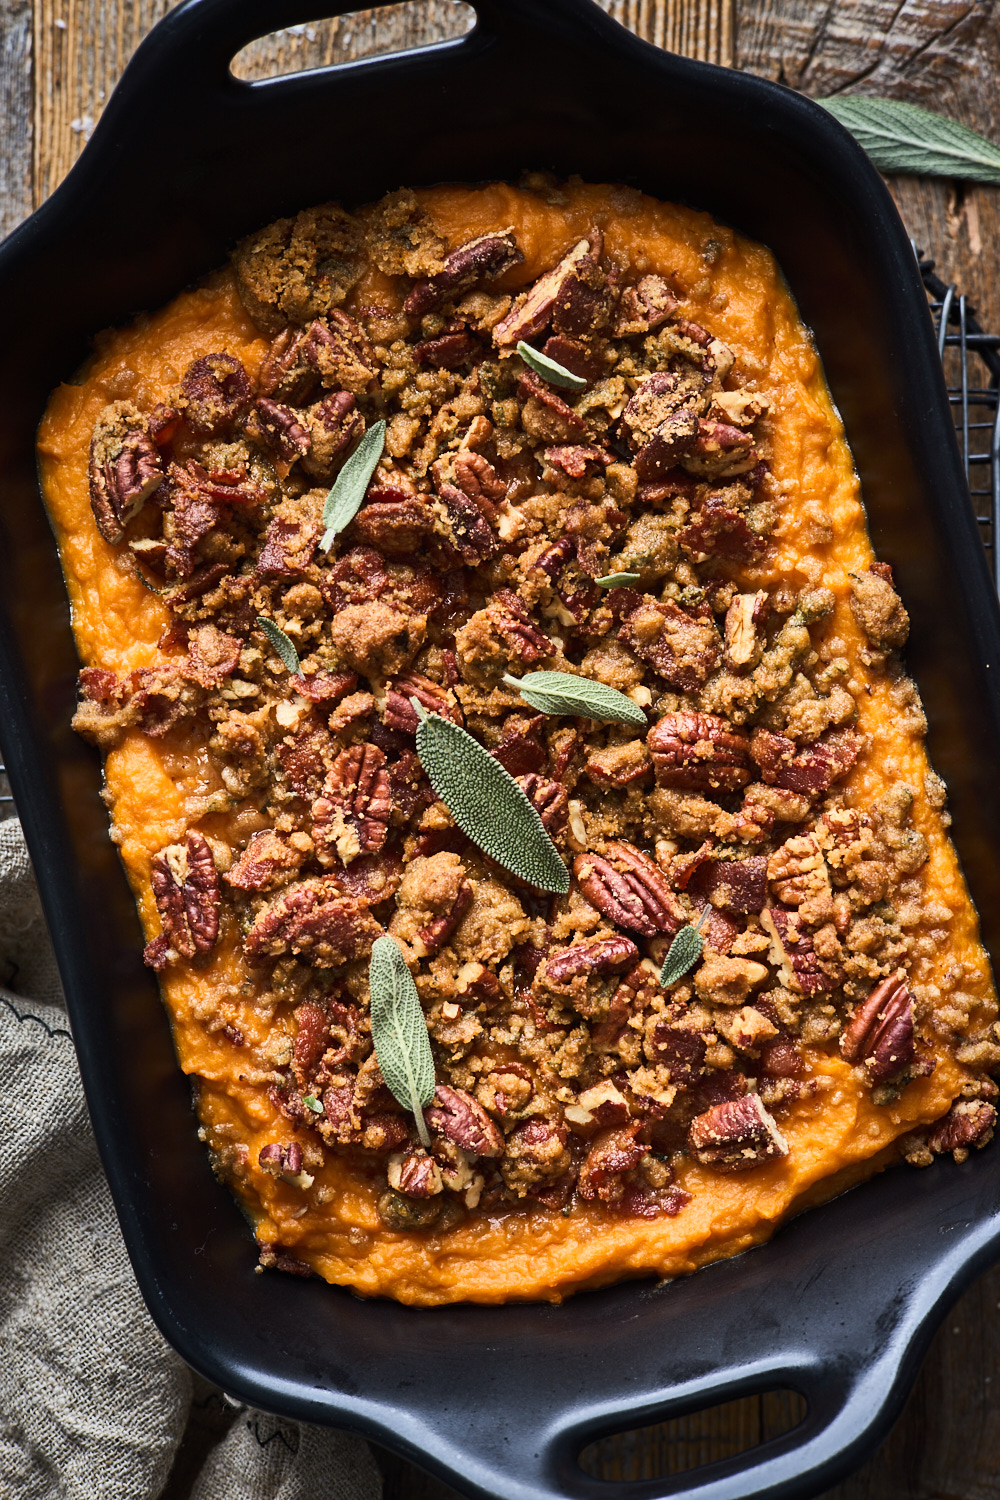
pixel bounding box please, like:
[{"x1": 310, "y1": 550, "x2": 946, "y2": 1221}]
[
  {"x1": 312, "y1": 743, "x2": 392, "y2": 865},
  {"x1": 619, "y1": 599, "x2": 722, "y2": 693},
  {"x1": 517, "y1": 772, "x2": 569, "y2": 834},
  {"x1": 404, "y1": 228, "x2": 523, "y2": 316},
  {"x1": 648, "y1": 712, "x2": 751, "y2": 793},
  {"x1": 145, "y1": 831, "x2": 220, "y2": 967},
  {"x1": 680, "y1": 419, "x2": 758, "y2": 479},
  {"x1": 761, "y1": 906, "x2": 841, "y2": 995},
  {"x1": 493, "y1": 236, "x2": 599, "y2": 347},
  {"x1": 251, "y1": 397, "x2": 311, "y2": 462},
  {"x1": 434, "y1": 483, "x2": 499, "y2": 564},
  {"x1": 840, "y1": 972, "x2": 916, "y2": 1084},
  {"x1": 688, "y1": 1095, "x2": 788, "y2": 1172},
  {"x1": 927, "y1": 1100, "x2": 996, "y2": 1159},
  {"x1": 384, "y1": 672, "x2": 462, "y2": 734},
  {"x1": 425, "y1": 1084, "x2": 504, "y2": 1157},
  {"x1": 388, "y1": 1148, "x2": 444, "y2": 1198},
  {"x1": 750, "y1": 727, "x2": 861, "y2": 796},
  {"x1": 245, "y1": 878, "x2": 382, "y2": 966},
  {"x1": 574, "y1": 841, "x2": 685, "y2": 937},
  {"x1": 180, "y1": 352, "x2": 253, "y2": 435},
  {"x1": 257, "y1": 325, "x2": 319, "y2": 404},
  {"x1": 303, "y1": 311, "x2": 378, "y2": 394},
  {"x1": 227, "y1": 831, "x2": 305, "y2": 892},
  {"x1": 447, "y1": 448, "x2": 507, "y2": 508},
  {"x1": 544, "y1": 935, "x2": 639, "y2": 984},
  {"x1": 88, "y1": 402, "x2": 166, "y2": 543},
  {"x1": 489, "y1": 590, "x2": 556, "y2": 665}
]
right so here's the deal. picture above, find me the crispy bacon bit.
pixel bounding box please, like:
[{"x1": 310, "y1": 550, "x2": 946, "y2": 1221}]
[
  {"x1": 313, "y1": 744, "x2": 392, "y2": 865},
  {"x1": 688, "y1": 1094, "x2": 788, "y2": 1172},
  {"x1": 619, "y1": 599, "x2": 722, "y2": 693},
  {"x1": 840, "y1": 972, "x2": 917, "y2": 1085},
  {"x1": 254, "y1": 515, "x2": 319, "y2": 578},
  {"x1": 88, "y1": 402, "x2": 166, "y2": 543},
  {"x1": 517, "y1": 369, "x2": 587, "y2": 437},
  {"x1": 492, "y1": 716, "x2": 547, "y2": 776},
  {"x1": 578, "y1": 1123, "x2": 646, "y2": 1202},
  {"x1": 180, "y1": 352, "x2": 252, "y2": 435},
  {"x1": 634, "y1": 411, "x2": 701, "y2": 479},
  {"x1": 414, "y1": 330, "x2": 481, "y2": 368},
  {"x1": 689, "y1": 856, "x2": 768, "y2": 914},
  {"x1": 405, "y1": 228, "x2": 523, "y2": 316},
  {"x1": 145, "y1": 831, "x2": 220, "y2": 967},
  {"x1": 647, "y1": 1024, "x2": 707, "y2": 1086},
  {"x1": 574, "y1": 841, "x2": 685, "y2": 938},
  {"x1": 227, "y1": 831, "x2": 304, "y2": 892},
  {"x1": 679, "y1": 495, "x2": 765, "y2": 562},
  {"x1": 750, "y1": 727, "x2": 861, "y2": 796},
  {"x1": 351, "y1": 489, "x2": 435, "y2": 556},
  {"x1": 544, "y1": 936, "x2": 639, "y2": 983},
  {"x1": 321, "y1": 544, "x2": 388, "y2": 613},
  {"x1": 425, "y1": 1084, "x2": 504, "y2": 1157},
  {"x1": 291, "y1": 670, "x2": 357, "y2": 704},
  {"x1": 681, "y1": 419, "x2": 758, "y2": 479},
  {"x1": 541, "y1": 444, "x2": 611, "y2": 478},
  {"x1": 648, "y1": 712, "x2": 751, "y2": 793}
]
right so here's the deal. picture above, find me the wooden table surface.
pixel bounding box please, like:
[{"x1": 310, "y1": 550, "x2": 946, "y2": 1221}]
[{"x1": 3, "y1": 1, "x2": 1000, "y2": 1495}]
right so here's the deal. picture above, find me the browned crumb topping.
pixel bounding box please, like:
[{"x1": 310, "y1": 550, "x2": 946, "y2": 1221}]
[{"x1": 73, "y1": 185, "x2": 998, "y2": 1246}]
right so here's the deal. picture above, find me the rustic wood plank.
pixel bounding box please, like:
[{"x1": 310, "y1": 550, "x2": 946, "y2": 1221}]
[{"x1": 0, "y1": 0, "x2": 33, "y2": 239}]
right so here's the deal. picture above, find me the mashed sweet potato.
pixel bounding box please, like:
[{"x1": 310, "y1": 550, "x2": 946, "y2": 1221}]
[{"x1": 37, "y1": 178, "x2": 998, "y2": 1306}]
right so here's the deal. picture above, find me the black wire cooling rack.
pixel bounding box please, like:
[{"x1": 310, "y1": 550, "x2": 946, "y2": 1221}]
[{"x1": 1, "y1": 256, "x2": 998, "y2": 824}]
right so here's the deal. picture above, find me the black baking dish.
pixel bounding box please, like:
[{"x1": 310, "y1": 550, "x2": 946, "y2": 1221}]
[{"x1": 2, "y1": 2, "x2": 1000, "y2": 1496}]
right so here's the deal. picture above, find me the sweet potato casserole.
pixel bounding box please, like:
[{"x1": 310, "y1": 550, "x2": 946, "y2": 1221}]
[{"x1": 38, "y1": 178, "x2": 1000, "y2": 1305}]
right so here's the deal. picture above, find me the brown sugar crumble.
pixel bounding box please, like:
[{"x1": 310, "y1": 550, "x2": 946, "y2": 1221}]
[{"x1": 43, "y1": 178, "x2": 1000, "y2": 1304}]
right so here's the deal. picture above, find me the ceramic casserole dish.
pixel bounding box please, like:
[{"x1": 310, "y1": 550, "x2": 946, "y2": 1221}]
[{"x1": 2, "y1": 1, "x2": 1000, "y2": 1496}]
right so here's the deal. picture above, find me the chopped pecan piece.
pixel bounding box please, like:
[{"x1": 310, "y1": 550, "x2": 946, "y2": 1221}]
[
  {"x1": 615, "y1": 274, "x2": 678, "y2": 336},
  {"x1": 251, "y1": 397, "x2": 311, "y2": 462},
  {"x1": 244, "y1": 878, "x2": 381, "y2": 966},
  {"x1": 257, "y1": 325, "x2": 319, "y2": 404},
  {"x1": 180, "y1": 352, "x2": 253, "y2": 435},
  {"x1": 750, "y1": 726, "x2": 861, "y2": 796},
  {"x1": 574, "y1": 841, "x2": 684, "y2": 937},
  {"x1": 258, "y1": 1141, "x2": 312, "y2": 1186},
  {"x1": 680, "y1": 419, "x2": 758, "y2": 479},
  {"x1": 434, "y1": 483, "x2": 499, "y2": 564},
  {"x1": 840, "y1": 972, "x2": 916, "y2": 1085},
  {"x1": 544, "y1": 935, "x2": 639, "y2": 983},
  {"x1": 388, "y1": 1148, "x2": 444, "y2": 1198},
  {"x1": 493, "y1": 236, "x2": 599, "y2": 346},
  {"x1": 619, "y1": 600, "x2": 722, "y2": 694},
  {"x1": 927, "y1": 1100, "x2": 996, "y2": 1160},
  {"x1": 724, "y1": 591, "x2": 768, "y2": 669},
  {"x1": 145, "y1": 831, "x2": 220, "y2": 967},
  {"x1": 516, "y1": 772, "x2": 569, "y2": 834},
  {"x1": 622, "y1": 371, "x2": 694, "y2": 447},
  {"x1": 688, "y1": 1095, "x2": 788, "y2": 1172},
  {"x1": 489, "y1": 590, "x2": 556, "y2": 665},
  {"x1": 577, "y1": 1123, "x2": 646, "y2": 1202},
  {"x1": 425, "y1": 1084, "x2": 504, "y2": 1157},
  {"x1": 88, "y1": 401, "x2": 166, "y2": 543},
  {"x1": 404, "y1": 228, "x2": 523, "y2": 316},
  {"x1": 416, "y1": 878, "x2": 473, "y2": 956},
  {"x1": 227, "y1": 831, "x2": 305, "y2": 892},
  {"x1": 501, "y1": 1118, "x2": 571, "y2": 1196},
  {"x1": 384, "y1": 672, "x2": 462, "y2": 734},
  {"x1": 327, "y1": 848, "x2": 404, "y2": 907},
  {"x1": 648, "y1": 712, "x2": 751, "y2": 793},
  {"x1": 517, "y1": 369, "x2": 588, "y2": 440},
  {"x1": 761, "y1": 906, "x2": 841, "y2": 995},
  {"x1": 312, "y1": 743, "x2": 392, "y2": 865}
]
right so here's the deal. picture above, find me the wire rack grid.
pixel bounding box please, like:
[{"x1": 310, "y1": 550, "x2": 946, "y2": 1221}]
[{"x1": 1, "y1": 259, "x2": 998, "y2": 823}]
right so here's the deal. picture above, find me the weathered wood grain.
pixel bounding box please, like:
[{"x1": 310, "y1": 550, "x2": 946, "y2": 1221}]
[{"x1": 11, "y1": 3, "x2": 1000, "y2": 1499}]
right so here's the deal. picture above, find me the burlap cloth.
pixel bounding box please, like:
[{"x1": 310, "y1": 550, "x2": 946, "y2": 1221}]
[{"x1": 0, "y1": 818, "x2": 382, "y2": 1500}]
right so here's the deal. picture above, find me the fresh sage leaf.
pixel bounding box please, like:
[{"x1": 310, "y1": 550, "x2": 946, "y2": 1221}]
[
  {"x1": 302, "y1": 1093, "x2": 323, "y2": 1114},
  {"x1": 818, "y1": 97, "x2": 1000, "y2": 185},
  {"x1": 413, "y1": 705, "x2": 570, "y2": 893},
  {"x1": 516, "y1": 339, "x2": 587, "y2": 391},
  {"x1": 257, "y1": 615, "x2": 300, "y2": 675},
  {"x1": 503, "y1": 670, "x2": 647, "y2": 728},
  {"x1": 659, "y1": 925, "x2": 704, "y2": 988},
  {"x1": 319, "y1": 419, "x2": 386, "y2": 552},
  {"x1": 596, "y1": 572, "x2": 642, "y2": 589},
  {"x1": 369, "y1": 934, "x2": 435, "y2": 1148}
]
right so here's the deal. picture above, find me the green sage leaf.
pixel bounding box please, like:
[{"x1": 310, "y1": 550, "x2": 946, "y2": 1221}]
[
  {"x1": 596, "y1": 572, "x2": 642, "y2": 589},
  {"x1": 257, "y1": 615, "x2": 300, "y2": 675},
  {"x1": 503, "y1": 670, "x2": 647, "y2": 728},
  {"x1": 817, "y1": 97, "x2": 1000, "y2": 185},
  {"x1": 659, "y1": 924, "x2": 704, "y2": 988},
  {"x1": 302, "y1": 1093, "x2": 323, "y2": 1114},
  {"x1": 369, "y1": 934, "x2": 435, "y2": 1148},
  {"x1": 319, "y1": 419, "x2": 386, "y2": 552},
  {"x1": 414, "y1": 708, "x2": 569, "y2": 893},
  {"x1": 516, "y1": 339, "x2": 587, "y2": 391}
]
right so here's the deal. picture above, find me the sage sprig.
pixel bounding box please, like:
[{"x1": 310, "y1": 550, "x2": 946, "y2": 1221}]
[
  {"x1": 516, "y1": 340, "x2": 587, "y2": 391},
  {"x1": 659, "y1": 907, "x2": 711, "y2": 988},
  {"x1": 596, "y1": 572, "x2": 642, "y2": 589},
  {"x1": 302, "y1": 1093, "x2": 324, "y2": 1115},
  {"x1": 369, "y1": 934, "x2": 435, "y2": 1148},
  {"x1": 503, "y1": 670, "x2": 647, "y2": 728},
  {"x1": 818, "y1": 97, "x2": 1000, "y2": 185},
  {"x1": 319, "y1": 419, "x2": 386, "y2": 552},
  {"x1": 412, "y1": 703, "x2": 570, "y2": 893},
  {"x1": 257, "y1": 615, "x2": 300, "y2": 674}
]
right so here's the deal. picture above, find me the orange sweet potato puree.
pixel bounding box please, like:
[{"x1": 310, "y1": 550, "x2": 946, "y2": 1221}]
[{"x1": 37, "y1": 181, "x2": 995, "y2": 1305}]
